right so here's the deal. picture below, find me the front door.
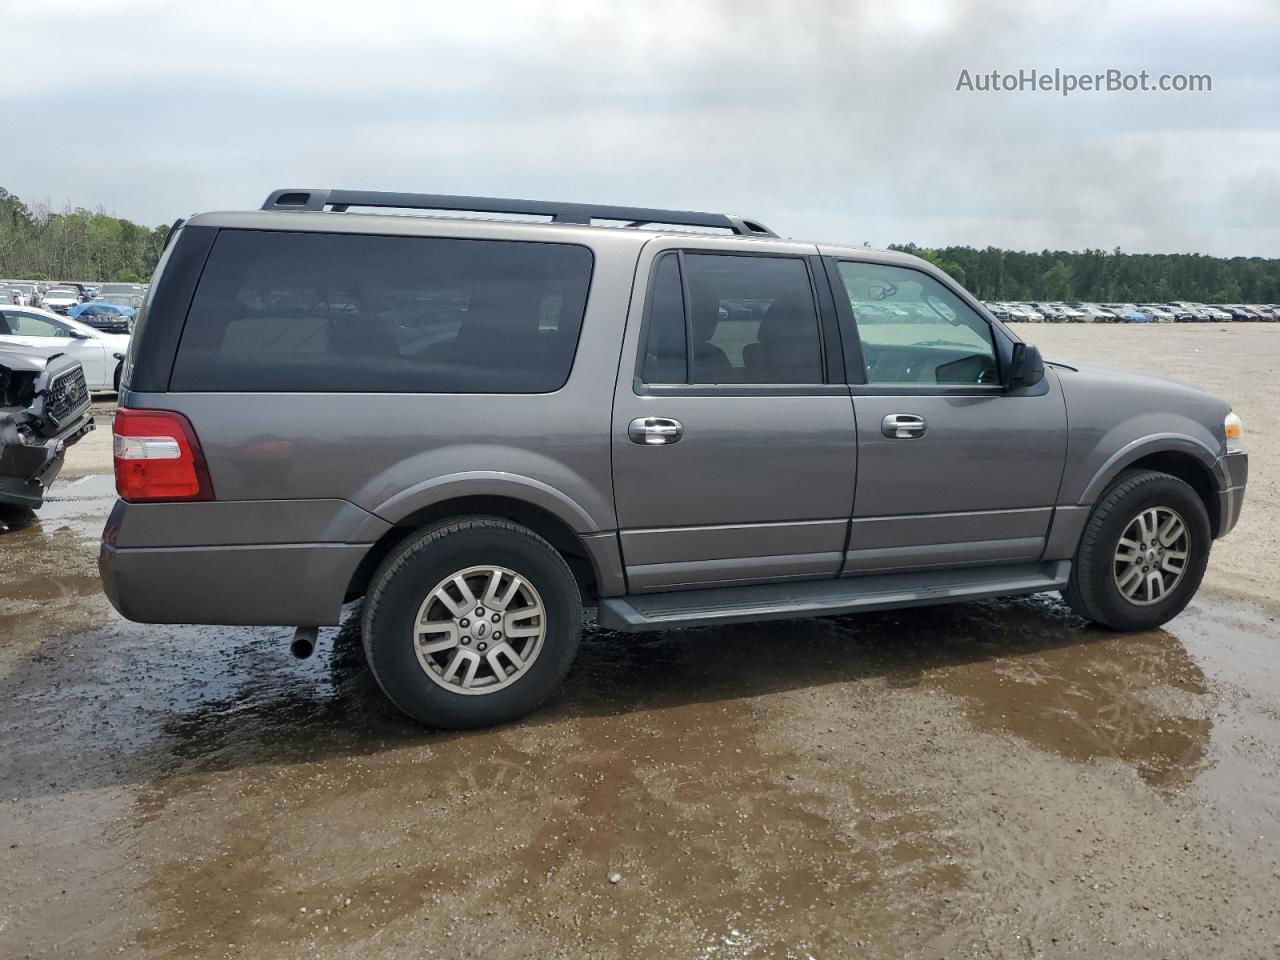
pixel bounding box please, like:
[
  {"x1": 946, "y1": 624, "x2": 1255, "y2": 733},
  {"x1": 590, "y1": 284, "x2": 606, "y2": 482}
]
[
  {"x1": 611, "y1": 242, "x2": 858, "y2": 593},
  {"x1": 827, "y1": 257, "x2": 1068, "y2": 574}
]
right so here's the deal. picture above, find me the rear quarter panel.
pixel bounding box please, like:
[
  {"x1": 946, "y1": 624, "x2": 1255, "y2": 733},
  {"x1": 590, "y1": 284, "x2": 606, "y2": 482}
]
[{"x1": 123, "y1": 218, "x2": 644, "y2": 536}]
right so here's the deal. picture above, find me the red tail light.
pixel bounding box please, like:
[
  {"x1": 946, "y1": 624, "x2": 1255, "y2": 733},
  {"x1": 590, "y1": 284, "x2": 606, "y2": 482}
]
[{"x1": 113, "y1": 408, "x2": 215, "y2": 502}]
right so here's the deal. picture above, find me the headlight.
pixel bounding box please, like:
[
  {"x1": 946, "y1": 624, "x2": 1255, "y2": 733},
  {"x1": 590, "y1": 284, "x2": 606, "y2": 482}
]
[{"x1": 1224, "y1": 411, "x2": 1244, "y2": 449}]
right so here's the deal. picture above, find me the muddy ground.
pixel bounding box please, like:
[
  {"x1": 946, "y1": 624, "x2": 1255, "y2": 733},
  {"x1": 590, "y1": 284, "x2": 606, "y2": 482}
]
[{"x1": 1, "y1": 325, "x2": 1278, "y2": 959}]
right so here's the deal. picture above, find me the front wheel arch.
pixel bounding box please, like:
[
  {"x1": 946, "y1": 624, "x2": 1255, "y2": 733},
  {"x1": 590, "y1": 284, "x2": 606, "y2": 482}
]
[
  {"x1": 1124, "y1": 450, "x2": 1220, "y2": 536},
  {"x1": 1063, "y1": 468, "x2": 1211, "y2": 630}
]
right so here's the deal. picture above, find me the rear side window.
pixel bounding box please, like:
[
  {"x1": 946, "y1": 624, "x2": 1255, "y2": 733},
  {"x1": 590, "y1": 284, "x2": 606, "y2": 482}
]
[
  {"x1": 171, "y1": 230, "x2": 593, "y2": 393},
  {"x1": 638, "y1": 252, "x2": 823, "y2": 385}
]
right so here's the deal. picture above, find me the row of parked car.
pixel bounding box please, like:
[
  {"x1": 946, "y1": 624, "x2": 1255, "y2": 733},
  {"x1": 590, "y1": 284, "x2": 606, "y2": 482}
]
[
  {"x1": 0, "y1": 280, "x2": 147, "y2": 334},
  {"x1": 984, "y1": 300, "x2": 1280, "y2": 323}
]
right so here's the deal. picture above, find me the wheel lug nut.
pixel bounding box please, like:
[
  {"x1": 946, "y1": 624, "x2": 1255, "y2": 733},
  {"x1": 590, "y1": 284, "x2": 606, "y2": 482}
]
[
  {"x1": 493, "y1": 632, "x2": 501, "y2": 640},
  {"x1": 461, "y1": 637, "x2": 471, "y2": 645},
  {"x1": 460, "y1": 618, "x2": 469, "y2": 628},
  {"x1": 476, "y1": 607, "x2": 485, "y2": 616},
  {"x1": 492, "y1": 614, "x2": 500, "y2": 623},
  {"x1": 478, "y1": 642, "x2": 487, "y2": 651}
]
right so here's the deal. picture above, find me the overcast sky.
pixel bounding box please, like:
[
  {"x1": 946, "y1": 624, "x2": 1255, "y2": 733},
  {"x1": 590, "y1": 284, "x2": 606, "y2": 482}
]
[{"x1": 4, "y1": 0, "x2": 1278, "y2": 256}]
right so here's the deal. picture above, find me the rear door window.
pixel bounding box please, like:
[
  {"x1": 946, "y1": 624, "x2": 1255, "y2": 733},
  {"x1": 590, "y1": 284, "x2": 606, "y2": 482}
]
[
  {"x1": 638, "y1": 253, "x2": 824, "y2": 385},
  {"x1": 171, "y1": 230, "x2": 593, "y2": 393}
]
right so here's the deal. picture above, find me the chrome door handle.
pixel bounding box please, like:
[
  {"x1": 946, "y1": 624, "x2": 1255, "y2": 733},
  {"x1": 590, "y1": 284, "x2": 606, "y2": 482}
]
[
  {"x1": 881, "y1": 413, "x2": 927, "y2": 439},
  {"x1": 628, "y1": 417, "x2": 683, "y2": 445}
]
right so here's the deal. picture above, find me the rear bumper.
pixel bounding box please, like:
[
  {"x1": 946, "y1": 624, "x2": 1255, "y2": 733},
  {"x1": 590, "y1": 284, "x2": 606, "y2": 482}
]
[
  {"x1": 99, "y1": 540, "x2": 370, "y2": 626},
  {"x1": 1215, "y1": 450, "x2": 1248, "y2": 538}
]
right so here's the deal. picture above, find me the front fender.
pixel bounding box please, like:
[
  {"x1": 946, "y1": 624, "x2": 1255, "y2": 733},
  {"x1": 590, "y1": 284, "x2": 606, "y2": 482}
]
[
  {"x1": 1077, "y1": 432, "x2": 1223, "y2": 504},
  {"x1": 1053, "y1": 362, "x2": 1230, "y2": 506}
]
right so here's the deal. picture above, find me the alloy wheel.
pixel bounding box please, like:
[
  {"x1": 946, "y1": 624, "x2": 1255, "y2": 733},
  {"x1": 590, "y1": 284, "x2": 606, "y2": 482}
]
[
  {"x1": 412, "y1": 565, "x2": 546, "y2": 694},
  {"x1": 1112, "y1": 506, "x2": 1190, "y2": 606}
]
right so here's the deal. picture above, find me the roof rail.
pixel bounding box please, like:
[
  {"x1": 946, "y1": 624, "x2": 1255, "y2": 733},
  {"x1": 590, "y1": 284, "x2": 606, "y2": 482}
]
[{"x1": 260, "y1": 188, "x2": 777, "y2": 238}]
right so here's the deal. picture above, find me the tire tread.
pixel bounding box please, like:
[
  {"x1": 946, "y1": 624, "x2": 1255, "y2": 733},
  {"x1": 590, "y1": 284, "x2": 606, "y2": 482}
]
[
  {"x1": 360, "y1": 516, "x2": 581, "y2": 725},
  {"x1": 1064, "y1": 468, "x2": 1207, "y2": 629}
]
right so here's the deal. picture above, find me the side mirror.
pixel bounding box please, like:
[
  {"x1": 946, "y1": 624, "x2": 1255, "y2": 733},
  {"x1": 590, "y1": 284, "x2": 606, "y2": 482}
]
[{"x1": 1006, "y1": 342, "x2": 1044, "y2": 390}]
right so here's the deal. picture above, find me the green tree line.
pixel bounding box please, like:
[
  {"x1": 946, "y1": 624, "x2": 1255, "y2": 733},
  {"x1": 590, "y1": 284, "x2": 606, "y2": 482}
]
[
  {"x1": 0, "y1": 187, "x2": 169, "y2": 283},
  {"x1": 896, "y1": 244, "x2": 1280, "y2": 304},
  {"x1": 3, "y1": 185, "x2": 1278, "y2": 302}
]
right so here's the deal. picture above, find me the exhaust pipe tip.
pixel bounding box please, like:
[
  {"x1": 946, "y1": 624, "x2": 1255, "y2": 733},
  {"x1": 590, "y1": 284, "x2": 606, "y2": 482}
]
[{"x1": 290, "y1": 627, "x2": 319, "y2": 660}]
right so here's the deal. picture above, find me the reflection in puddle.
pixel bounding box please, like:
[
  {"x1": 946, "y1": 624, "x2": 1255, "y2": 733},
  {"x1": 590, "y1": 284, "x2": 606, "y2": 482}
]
[{"x1": 3, "y1": 484, "x2": 1279, "y2": 957}]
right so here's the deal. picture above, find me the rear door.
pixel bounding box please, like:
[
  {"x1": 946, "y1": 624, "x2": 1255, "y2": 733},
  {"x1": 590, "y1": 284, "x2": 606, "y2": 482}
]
[
  {"x1": 611, "y1": 239, "x2": 858, "y2": 593},
  {"x1": 825, "y1": 256, "x2": 1068, "y2": 574}
]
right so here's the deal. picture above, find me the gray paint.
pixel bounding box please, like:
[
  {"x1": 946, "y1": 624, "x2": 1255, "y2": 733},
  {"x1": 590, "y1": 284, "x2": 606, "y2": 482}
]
[
  {"x1": 1216, "y1": 450, "x2": 1248, "y2": 538},
  {"x1": 1053, "y1": 363, "x2": 1229, "y2": 505},
  {"x1": 843, "y1": 537, "x2": 1046, "y2": 574},
  {"x1": 620, "y1": 518, "x2": 848, "y2": 565},
  {"x1": 107, "y1": 498, "x2": 387, "y2": 548},
  {"x1": 842, "y1": 375, "x2": 1067, "y2": 572},
  {"x1": 609, "y1": 234, "x2": 857, "y2": 590},
  {"x1": 1041, "y1": 505, "x2": 1091, "y2": 562},
  {"x1": 100, "y1": 205, "x2": 1247, "y2": 630},
  {"x1": 847, "y1": 507, "x2": 1052, "y2": 549},
  {"x1": 100, "y1": 541, "x2": 367, "y2": 626},
  {"x1": 626, "y1": 551, "x2": 846, "y2": 593},
  {"x1": 579, "y1": 531, "x2": 627, "y2": 598}
]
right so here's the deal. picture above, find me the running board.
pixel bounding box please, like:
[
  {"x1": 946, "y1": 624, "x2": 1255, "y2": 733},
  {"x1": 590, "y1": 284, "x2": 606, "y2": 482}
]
[{"x1": 597, "y1": 561, "x2": 1071, "y2": 632}]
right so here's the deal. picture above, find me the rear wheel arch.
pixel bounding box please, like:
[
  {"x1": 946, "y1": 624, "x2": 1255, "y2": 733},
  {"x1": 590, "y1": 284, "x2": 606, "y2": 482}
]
[{"x1": 346, "y1": 495, "x2": 601, "y2": 605}]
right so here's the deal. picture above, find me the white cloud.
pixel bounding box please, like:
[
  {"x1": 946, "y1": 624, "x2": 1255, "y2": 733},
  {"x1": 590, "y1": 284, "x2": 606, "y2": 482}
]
[{"x1": 1, "y1": 0, "x2": 1276, "y2": 255}]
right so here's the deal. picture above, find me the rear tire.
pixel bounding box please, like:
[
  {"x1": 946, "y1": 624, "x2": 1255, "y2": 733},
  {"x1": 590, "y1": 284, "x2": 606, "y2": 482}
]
[
  {"x1": 1062, "y1": 469, "x2": 1211, "y2": 631},
  {"x1": 361, "y1": 517, "x2": 582, "y2": 728}
]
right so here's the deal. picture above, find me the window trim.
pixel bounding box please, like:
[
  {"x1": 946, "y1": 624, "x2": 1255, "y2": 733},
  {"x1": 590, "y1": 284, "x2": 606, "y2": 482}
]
[
  {"x1": 635, "y1": 251, "x2": 688, "y2": 386},
  {"x1": 826, "y1": 256, "x2": 1006, "y2": 395},
  {"x1": 632, "y1": 248, "x2": 833, "y2": 395}
]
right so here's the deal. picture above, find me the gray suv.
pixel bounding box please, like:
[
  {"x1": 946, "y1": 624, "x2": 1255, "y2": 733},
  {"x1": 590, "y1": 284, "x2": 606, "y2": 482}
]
[{"x1": 100, "y1": 189, "x2": 1249, "y2": 728}]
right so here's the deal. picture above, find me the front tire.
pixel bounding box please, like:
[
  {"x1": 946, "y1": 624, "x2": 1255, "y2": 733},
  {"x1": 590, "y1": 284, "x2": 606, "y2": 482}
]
[
  {"x1": 362, "y1": 517, "x2": 583, "y2": 728},
  {"x1": 1062, "y1": 469, "x2": 1211, "y2": 631}
]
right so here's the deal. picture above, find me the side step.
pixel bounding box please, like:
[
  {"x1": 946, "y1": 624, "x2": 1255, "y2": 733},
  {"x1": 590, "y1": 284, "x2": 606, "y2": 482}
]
[{"x1": 597, "y1": 561, "x2": 1071, "y2": 632}]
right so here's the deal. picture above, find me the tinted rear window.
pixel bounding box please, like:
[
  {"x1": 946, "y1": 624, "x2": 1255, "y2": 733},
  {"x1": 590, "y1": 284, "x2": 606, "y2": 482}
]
[{"x1": 170, "y1": 230, "x2": 593, "y2": 393}]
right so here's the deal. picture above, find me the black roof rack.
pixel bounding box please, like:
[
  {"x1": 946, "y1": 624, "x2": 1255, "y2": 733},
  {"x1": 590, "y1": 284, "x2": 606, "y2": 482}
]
[{"x1": 260, "y1": 188, "x2": 777, "y2": 238}]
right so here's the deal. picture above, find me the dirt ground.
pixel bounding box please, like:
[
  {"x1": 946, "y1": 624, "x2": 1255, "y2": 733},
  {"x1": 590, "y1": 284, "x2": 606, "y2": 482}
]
[{"x1": 2, "y1": 325, "x2": 1278, "y2": 959}]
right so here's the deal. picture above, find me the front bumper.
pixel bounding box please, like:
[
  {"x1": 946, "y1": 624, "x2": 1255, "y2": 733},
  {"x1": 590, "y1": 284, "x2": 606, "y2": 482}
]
[
  {"x1": 0, "y1": 412, "x2": 94, "y2": 510},
  {"x1": 1215, "y1": 449, "x2": 1248, "y2": 538}
]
